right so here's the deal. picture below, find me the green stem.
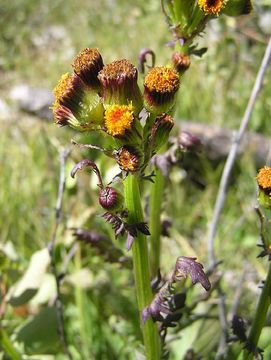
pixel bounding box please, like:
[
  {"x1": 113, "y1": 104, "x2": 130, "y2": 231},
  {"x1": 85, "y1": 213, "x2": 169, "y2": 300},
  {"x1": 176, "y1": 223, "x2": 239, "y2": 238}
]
[
  {"x1": 123, "y1": 174, "x2": 160, "y2": 360},
  {"x1": 242, "y1": 262, "x2": 271, "y2": 360},
  {"x1": 0, "y1": 328, "x2": 21, "y2": 360},
  {"x1": 149, "y1": 167, "x2": 165, "y2": 278}
]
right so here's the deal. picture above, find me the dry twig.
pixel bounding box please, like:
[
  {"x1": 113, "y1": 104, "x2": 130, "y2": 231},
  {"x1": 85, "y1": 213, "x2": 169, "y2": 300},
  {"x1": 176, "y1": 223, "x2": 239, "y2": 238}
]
[
  {"x1": 48, "y1": 148, "x2": 73, "y2": 360},
  {"x1": 207, "y1": 36, "x2": 271, "y2": 266},
  {"x1": 207, "y1": 37, "x2": 271, "y2": 359}
]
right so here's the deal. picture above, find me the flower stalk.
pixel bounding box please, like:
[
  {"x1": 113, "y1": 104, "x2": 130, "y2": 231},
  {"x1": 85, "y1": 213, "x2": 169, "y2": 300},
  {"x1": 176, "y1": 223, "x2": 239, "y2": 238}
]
[
  {"x1": 149, "y1": 159, "x2": 165, "y2": 278},
  {"x1": 123, "y1": 174, "x2": 161, "y2": 360},
  {"x1": 242, "y1": 262, "x2": 271, "y2": 360}
]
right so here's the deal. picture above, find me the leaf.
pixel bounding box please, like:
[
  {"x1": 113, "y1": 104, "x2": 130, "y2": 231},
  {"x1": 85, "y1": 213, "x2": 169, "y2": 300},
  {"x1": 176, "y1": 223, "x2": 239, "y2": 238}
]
[
  {"x1": 16, "y1": 306, "x2": 59, "y2": 354},
  {"x1": 7, "y1": 248, "x2": 50, "y2": 306},
  {"x1": 173, "y1": 256, "x2": 211, "y2": 291}
]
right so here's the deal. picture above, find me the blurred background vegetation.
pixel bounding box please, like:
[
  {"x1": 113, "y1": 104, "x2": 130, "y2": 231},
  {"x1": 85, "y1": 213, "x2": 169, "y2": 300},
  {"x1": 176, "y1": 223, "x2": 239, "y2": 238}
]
[{"x1": 1, "y1": 0, "x2": 271, "y2": 359}]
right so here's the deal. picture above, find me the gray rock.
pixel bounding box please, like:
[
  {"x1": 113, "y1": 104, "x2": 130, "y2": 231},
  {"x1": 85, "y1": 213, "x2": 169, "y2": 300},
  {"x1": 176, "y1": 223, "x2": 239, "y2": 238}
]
[
  {"x1": 0, "y1": 98, "x2": 10, "y2": 119},
  {"x1": 258, "y1": 11, "x2": 271, "y2": 35},
  {"x1": 10, "y1": 85, "x2": 54, "y2": 119}
]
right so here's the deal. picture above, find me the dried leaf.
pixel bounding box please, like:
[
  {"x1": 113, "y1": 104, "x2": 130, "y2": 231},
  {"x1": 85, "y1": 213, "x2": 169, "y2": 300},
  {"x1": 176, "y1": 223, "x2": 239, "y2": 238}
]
[{"x1": 173, "y1": 256, "x2": 211, "y2": 291}]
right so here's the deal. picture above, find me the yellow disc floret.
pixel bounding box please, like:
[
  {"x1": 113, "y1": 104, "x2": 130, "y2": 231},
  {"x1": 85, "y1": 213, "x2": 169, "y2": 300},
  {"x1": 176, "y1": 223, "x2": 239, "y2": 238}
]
[
  {"x1": 257, "y1": 167, "x2": 271, "y2": 190},
  {"x1": 53, "y1": 73, "x2": 73, "y2": 103},
  {"x1": 198, "y1": 0, "x2": 226, "y2": 15},
  {"x1": 144, "y1": 67, "x2": 179, "y2": 94},
  {"x1": 104, "y1": 104, "x2": 134, "y2": 136}
]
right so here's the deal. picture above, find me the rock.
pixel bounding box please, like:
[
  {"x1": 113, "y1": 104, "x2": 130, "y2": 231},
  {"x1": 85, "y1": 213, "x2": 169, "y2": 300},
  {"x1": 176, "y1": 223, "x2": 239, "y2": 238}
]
[
  {"x1": 258, "y1": 11, "x2": 271, "y2": 35},
  {"x1": 10, "y1": 85, "x2": 53, "y2": 119},
  {"x1": 0, "y1": 98, "x2": 10, "y2": 119}
]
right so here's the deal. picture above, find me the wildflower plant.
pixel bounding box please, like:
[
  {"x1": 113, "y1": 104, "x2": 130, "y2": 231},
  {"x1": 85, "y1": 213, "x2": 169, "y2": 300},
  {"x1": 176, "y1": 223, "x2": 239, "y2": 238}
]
[{"x1": 52, "y1": 1, "x2": 253, "y2": 358}]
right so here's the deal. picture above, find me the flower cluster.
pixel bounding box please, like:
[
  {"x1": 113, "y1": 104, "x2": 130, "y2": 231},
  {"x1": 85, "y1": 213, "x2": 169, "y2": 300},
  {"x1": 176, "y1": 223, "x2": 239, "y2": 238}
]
[
  {"x1": 53, "y1": 48, "x2": 180, "y2": 176},
  {"x1": 162, "y1": 0, "x2": 252, "y2": 60}
]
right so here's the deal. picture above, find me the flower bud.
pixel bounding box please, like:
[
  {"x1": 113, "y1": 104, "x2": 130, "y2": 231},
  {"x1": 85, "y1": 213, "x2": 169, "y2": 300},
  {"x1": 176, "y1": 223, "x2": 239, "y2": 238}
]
[
  {"x1": 198, "y1": 0, "x2": 226, "y2": 15},
  {"x1": 256, "y1": 167, "x2": 271, "y2": 210},
  {"x1": 151, "y1": 114, "x2": 174, "y2": 152},
  {"x1": 98, "y1": 59, "x2": 143, "y2": 113},
  {"x1": 116, "y1": 146, "x2": 141, "y2": 173},
  {"x1": 177, "y1": 131, "x2": 202, "y2": 153},
  {"x1": 53, "y1": 104, "x2": 78, "y2": 127},
  {"x1": 222, "y1": 0, "x2": 252, "y2": 17},
  {"x1": 99, "y1": 186, "x2": 124, "y2": 212},
  {"x1": 171, "y1": 53, "x2": 190, "y2": 74},
  {"x1": 72, "y1": 48, "x2": 104, "y2": 90},
  {"x1": 52, "y1": 72, "x2": 104, "y2": 131},
  {"x1": 144, "y1": 66, "x2": 180, "y2": 115}
]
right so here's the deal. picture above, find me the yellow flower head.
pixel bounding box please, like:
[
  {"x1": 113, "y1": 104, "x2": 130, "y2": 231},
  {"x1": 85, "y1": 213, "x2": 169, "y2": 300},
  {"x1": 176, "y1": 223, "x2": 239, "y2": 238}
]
[
  {"x1": 53, "y1": 72, "x2": 84, "y2": 111},
  {"x1": 144, "y1": 67, "x2": 179, "y2": 94},
  {"x1": 53, "y1": 73, "x2": 73, "y2": 104},
  {"x1": 104, "y1": 104, "x2": 134, "y2": 136},
  {"x1": 257, "y1": 167, "x2": 271, "y2": 190},
  {"x1": 198, "y1": 0, "x2": 226, "y2": 15},
  {"x1": 144, "y1": 67, "x2": 179, "y2": 114}
]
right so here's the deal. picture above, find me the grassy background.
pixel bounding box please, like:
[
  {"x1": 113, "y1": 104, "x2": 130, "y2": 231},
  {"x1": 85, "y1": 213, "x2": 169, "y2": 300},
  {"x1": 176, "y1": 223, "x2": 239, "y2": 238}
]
[{"x1": 1, "y1": 0, "x2": 271, "y2": 359}]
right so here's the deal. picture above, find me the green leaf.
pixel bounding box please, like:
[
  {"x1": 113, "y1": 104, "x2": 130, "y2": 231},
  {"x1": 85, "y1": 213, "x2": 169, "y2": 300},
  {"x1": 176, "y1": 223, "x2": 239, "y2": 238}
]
[
  {"x1": 7, "y1": 248, "x2": 50, "y2": 306},
  {"x1": 16, "y1": 306, "x2": 59, "y2": 354}
]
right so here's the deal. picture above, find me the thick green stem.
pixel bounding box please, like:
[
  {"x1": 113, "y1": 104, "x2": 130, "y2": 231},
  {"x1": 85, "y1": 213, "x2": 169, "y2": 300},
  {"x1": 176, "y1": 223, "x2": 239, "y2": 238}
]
[
  {"x1": 242, "y1": 262, "x2": 271, "y2": 360},
  {"x1": 124, "y1": 174, "x2": 160, "y2": 360},
  {"x1": 149, "y1": 168, "x2": 165, "y2": 278}
]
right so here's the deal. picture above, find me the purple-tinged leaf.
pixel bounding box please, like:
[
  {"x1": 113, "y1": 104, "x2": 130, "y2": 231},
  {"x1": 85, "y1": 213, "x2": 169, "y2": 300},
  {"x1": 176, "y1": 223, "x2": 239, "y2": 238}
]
[
  {"x1": 125, "y1": 233, "x2": 135, "y2": 251},
  {"x1": 173, "y1": 256, "x2": 211, "y2": 291},
  {"x1": 70, "y1": 159, "x2": 103, "y2": 187}
]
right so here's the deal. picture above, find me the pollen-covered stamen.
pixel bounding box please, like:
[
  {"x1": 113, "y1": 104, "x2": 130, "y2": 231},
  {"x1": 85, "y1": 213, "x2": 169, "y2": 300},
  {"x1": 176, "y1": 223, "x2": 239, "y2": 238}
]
[
  {"x1": 198, "y1": 0, "x2": 226, "y2": 15},
  {"x1": 116, "y1": 146, "x2": 139, "y2": 172},
  {"x1": 53, "y1": 73, "x2": 84, "y2": 111},
  {"x1": 257, "y1": 167, "x2": 271, "y2": 191},
  {"x1": 72, "y1": 48, "x2": 104, "y2": 89},
  {"x1": 104, "y1": 104, "x2": 134, "y2": 136}
]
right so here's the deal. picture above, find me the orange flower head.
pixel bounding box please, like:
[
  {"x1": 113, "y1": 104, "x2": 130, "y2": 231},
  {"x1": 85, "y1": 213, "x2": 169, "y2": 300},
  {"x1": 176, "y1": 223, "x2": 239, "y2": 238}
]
[
  {"x1": 198, "y1": 0, "x2": 226, "y2": 15},
  {"x1": 104, "y1": 104, "x2": 134, "y2": 136},
  {"x1": 72, "y1": 48, "x2": 104, "y2": 89},
  {"x1": 257, "y1": 167, "x2": 271, "y2": 190},
  {"x1": 144, "y1": 67, "x2": 179, "y2": 94},
  {"x1": 256, "y1": 167, "x2": 271, "y2": 210},
  {"x1": 144, "y1": 67, "x2": 180, "y2": 114}
]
